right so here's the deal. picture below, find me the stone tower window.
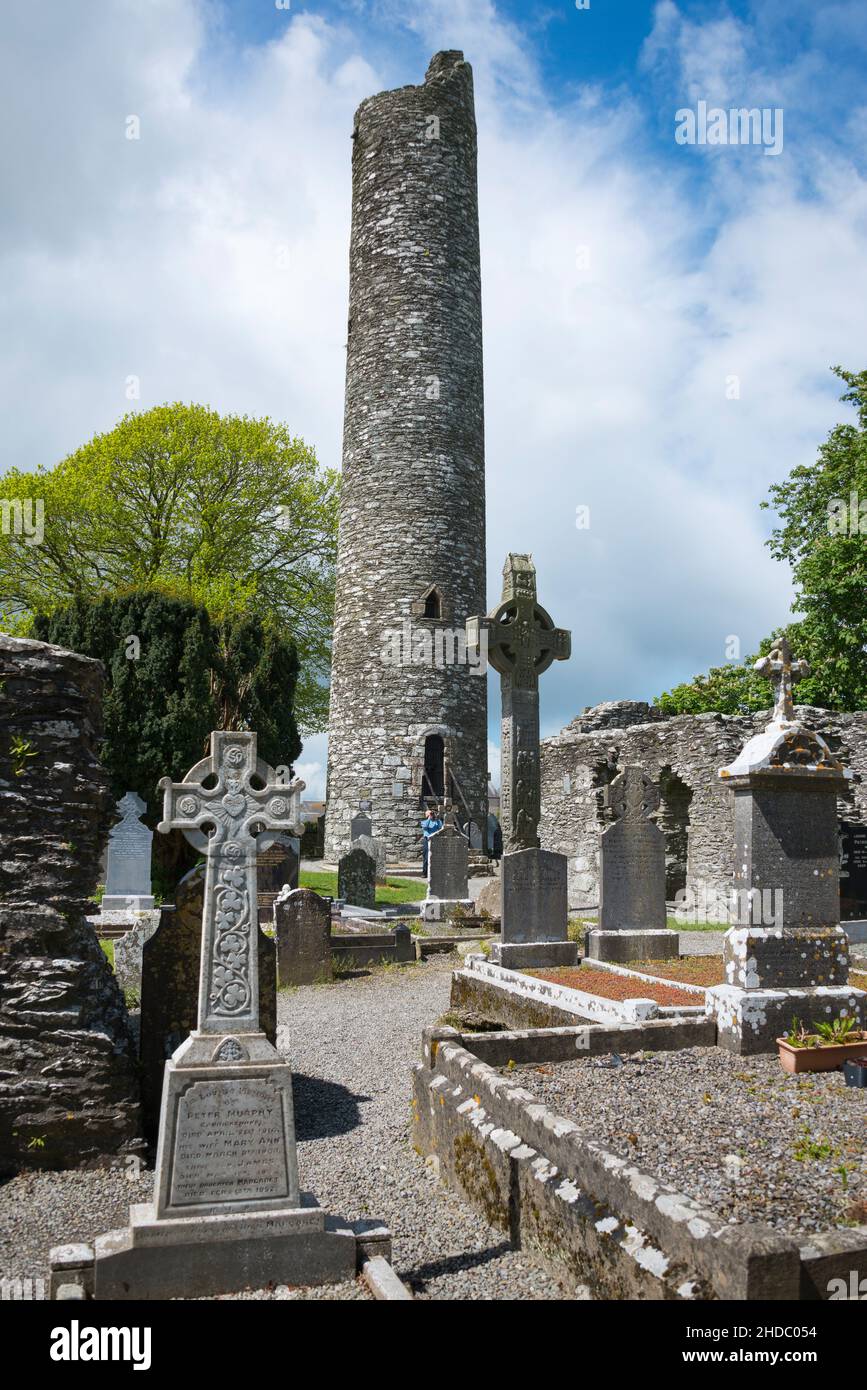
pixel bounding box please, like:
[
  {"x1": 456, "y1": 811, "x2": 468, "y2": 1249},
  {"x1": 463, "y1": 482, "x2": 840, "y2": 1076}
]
[
  {"x1": 421, "y1": 734, "x2": 445, "y2": 802},
  {"x1": 412, "y1": 584, "x2": 449, "y2": 621}
]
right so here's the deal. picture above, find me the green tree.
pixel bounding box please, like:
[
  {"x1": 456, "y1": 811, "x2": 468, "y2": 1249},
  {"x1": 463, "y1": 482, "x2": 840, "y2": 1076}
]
[
  {"x1": 0, "y1": 403, "x2": 338, "y2": 732},
  {"x1": 656, "y1": 368, "x2": 867, "y2": 715},
  {"x1": 33, "y1": 592, "x2": 302, "y2": 891}
]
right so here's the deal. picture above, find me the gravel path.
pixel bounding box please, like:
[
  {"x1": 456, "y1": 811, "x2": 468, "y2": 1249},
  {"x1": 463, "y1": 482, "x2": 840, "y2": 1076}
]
[
  {"x1": 502, "y1": 1047, "x2": 867, "y2": 1236},
  {"x1": 0, "y1": 956, "x2": 567, "y2": 1301}
]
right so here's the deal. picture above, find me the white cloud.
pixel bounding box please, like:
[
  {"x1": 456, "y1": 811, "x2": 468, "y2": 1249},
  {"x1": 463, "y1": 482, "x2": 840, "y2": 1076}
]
[{"x1": 2, "y1": 0, "x2": 865, "y2": 765}]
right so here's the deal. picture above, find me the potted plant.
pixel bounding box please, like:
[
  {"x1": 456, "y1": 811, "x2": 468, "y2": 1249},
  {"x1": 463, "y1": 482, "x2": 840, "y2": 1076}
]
[{"x1": 777, "y1": 1016, "x2": 867, "y2": 1074}]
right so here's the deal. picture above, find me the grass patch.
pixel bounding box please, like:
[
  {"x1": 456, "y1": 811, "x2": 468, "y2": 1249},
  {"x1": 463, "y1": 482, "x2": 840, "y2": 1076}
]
[
  {"x1": 99, "y1": 939, "x2": 115, "y2": 968},
  {"x1": 299, "y1": 869, "x2": 426, "y2": 905},
  {"x1": 666, "y1": 917, "x2": 730, "y2": 933}
]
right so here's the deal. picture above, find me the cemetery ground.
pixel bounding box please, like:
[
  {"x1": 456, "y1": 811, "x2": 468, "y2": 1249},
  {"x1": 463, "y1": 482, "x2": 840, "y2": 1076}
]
[{"x1": 0, "y1": 954, "x2": 563, "y2": 1301}]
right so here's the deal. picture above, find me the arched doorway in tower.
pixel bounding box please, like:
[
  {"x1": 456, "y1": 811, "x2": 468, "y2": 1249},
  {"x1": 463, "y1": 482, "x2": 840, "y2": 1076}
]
[{"x1": 421, "y1": 734, "x2": 445, "y2": 804}]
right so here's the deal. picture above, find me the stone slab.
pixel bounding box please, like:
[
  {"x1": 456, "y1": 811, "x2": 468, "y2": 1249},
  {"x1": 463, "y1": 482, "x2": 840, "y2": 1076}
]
[
  {"x1": 256, "y1": 835, "x2": 300, "y2": 925},
  {"x1": 275, "y1": 887, "x2": 332, "y2": 986},
  {"x1": 427, "y1": 824, "x2": 468, "y2": 901},
  {"x1": 337, "y1": 846, "x2": 376, "y2": 910},
  {"x1": 598, "y1": 767, "x2": 666, "y2": 932},
  {"x1": 112, "y1": 911, "x2": 161, "y2": 996},
  {"x1": 491, "y1": 940, "x2": 579, "y2": 969},
  {"x1": 586, "y1": 928, "x2": 679, "y2": 963},
  {"x1": 722, "y1": 926, "x2": 850, "y2": 990},
  {"x1": 501, "y1": 847, "x2": 568, "y2": 945}
]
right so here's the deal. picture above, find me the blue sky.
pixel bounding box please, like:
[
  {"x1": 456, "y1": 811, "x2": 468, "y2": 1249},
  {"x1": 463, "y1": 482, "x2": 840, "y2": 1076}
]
[{"x1": 2, "y1": 0, "x2": 866, "y2": 797}]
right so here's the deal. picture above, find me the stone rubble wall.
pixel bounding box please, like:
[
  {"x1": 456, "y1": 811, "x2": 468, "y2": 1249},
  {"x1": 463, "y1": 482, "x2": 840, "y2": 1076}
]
[
  {"x1": 325, "y1": 52, "x2": 488, "y2": 864},
  {"x1": 540, "y1": 700, "x2": 867, "y2": 910},
  {"x1": 0, "y1": 635, "x2": 141, "y2": 1172}
]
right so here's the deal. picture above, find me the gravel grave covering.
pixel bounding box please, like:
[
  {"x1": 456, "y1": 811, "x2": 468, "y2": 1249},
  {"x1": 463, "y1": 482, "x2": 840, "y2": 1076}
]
[
  {"x1": 502, "y1": 1047, "x2": 867, "y2": 1236},
  {"x1": 525, "y1": 965, "x2": 703, "y2": 1008},
  {"x1": 0, "y1": 956, "x2": 567, "y2": 1301}
]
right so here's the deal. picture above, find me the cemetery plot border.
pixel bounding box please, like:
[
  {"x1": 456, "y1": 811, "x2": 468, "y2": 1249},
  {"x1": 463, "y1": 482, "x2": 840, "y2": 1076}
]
[{"x1": 412, "y1": 1031, "x2": 867, "y2": 1301}]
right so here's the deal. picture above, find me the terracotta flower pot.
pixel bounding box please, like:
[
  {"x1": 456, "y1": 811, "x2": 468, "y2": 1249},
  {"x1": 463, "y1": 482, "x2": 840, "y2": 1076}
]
[{"x1": 777, "y1": 1034, "x2": 867, "y2": 1074}]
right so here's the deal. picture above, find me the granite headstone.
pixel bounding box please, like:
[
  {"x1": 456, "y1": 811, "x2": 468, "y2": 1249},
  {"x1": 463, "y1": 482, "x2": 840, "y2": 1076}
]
[
  {"x1": 353, "y1": 833, "x2": 386, "y2": 884},
  {"x1": 275, "y1": 886, "x2": 332, "y2": 986}
]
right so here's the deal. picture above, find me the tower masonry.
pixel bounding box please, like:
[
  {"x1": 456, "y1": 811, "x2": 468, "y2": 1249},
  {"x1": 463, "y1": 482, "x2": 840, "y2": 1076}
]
[{"x1": 325, "y1": 51, "x2": 488, "y2": 863}]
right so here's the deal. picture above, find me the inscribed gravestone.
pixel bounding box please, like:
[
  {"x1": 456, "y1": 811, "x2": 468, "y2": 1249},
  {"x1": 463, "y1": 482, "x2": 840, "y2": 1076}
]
[
  {"x1": 428, "y1": 823, "x2": 469, "y2": 901},
  {"x1": 101, "y1": 791, "x2": 154, "y2": 910},
  {"x1": 501, "y1": 847, "x2": 568, "y2": 946},
  {"x1": 598, "y1": 767, "x2": 667, "y2": 930},
  {"x1": 257, "y1": 834, "x2": 300, "y2": 924},
  {"x1": 338, "y1": 845, "x2": 376, "y2": 909},
  {"x1": 275, "y1": 886, "x2": 332, "y2": 986},
  {"x1": 350, "y1": 813, "x2": 372, "y2": 841},
  {"x1": 839, "y1": 822, "x2": 867, "y2": 921},
  {"x1": 140, "y1": 861, "x2": 277, "y2": 1143}
]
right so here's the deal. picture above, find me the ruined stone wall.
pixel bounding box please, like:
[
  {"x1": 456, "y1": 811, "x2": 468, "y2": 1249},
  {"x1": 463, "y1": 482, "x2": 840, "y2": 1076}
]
[
  {"x1": 325, "y1": 51, "x2": 488, "y2": 863},
  {"x1": 540, "y1": 700, "x2": 867, "y2": 909},
  {"x1": 0, "y1": 635, "x2": 141, "y2": 1172}
]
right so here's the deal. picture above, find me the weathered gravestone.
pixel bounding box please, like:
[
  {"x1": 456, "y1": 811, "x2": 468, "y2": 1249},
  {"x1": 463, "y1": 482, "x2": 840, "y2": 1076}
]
[
  {"x1": 256, "y1": 833, "x2": 300, "y2": 924},
  {"x1": 467, "y1": 555, "x2": 576, "y2": 967},
  {"x1": 586, "y1": 765, "x2": 677, "y2": 962},
  {"x1": 706, "y1": 639, "x2": 867, "y2": 1053},
  {"x1": 139, "y1": 863, "x2": 277, "y2": 1144},
  {"x1": 350, "y1": 813, "x2": 372, "y2": 841},
  {"x1": 839, "y1": 821, "x2": 867, "y2": 922},
  {"x1": 422, "y1": 822, "x2": 472, "y2": 922},
  {"x1": 101, "y1": 791, "x2": 154, "y2": 911},
  {"x1": 85, "y1": 731, "x2": 359, "y2": 1298},
  {"x1": 275, "y1": 886, "x2": 332, "y2": 987},
  {"x1": 338, "y1": 845, "x2": 376, "y2": 909},
  {"x1": 354, "y1": 832, "x2": 386, "y2": 884}
]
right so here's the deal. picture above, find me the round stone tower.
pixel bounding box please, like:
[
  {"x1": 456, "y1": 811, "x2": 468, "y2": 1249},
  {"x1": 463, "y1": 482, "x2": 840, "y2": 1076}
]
[{"x1": 325, "y1": 51, "x2": 488, "y2": 864}]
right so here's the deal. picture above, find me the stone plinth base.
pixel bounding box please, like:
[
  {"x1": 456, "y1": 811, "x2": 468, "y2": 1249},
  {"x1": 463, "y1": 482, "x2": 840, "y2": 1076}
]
[
  {"x1": 491, "y1": 940, "x2": 579, "y2": 969},
  {"x1": 707, "y1": 983, "x2": 867, "y2": 1056},
  {"x1": 57, "y1": 1201, "x2": 366, "y2": 1300},
  {"x1": 723, "y1": 926, "x2": 850, "y2": 989},
  {"x1": 586, "y1": 929, "x2": 679, "y2": 963},
  {"x1": 101, "y1": 894, "x2": 155, "y2": 911},
  {"x1": 421, "y1": 898, "x2": 474, "y2": 923}
]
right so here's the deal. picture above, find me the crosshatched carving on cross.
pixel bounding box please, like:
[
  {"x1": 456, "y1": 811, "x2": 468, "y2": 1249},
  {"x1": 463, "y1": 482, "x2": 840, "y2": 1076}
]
[
  {"x1": 467, "y1": 554, "x2": 570, "y2": 852},
  {"x1": 158, "y1": 731, "x2": 304, "y2": 1036},
  {"x1": 753, "y1": 636, "x2": 810, "y2": 725}
]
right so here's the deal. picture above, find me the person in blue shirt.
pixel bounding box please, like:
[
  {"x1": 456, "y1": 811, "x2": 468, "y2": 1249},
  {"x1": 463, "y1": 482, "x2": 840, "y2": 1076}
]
[{"x1": 420, "y1": 809, "x2": 444, "y2": 875}]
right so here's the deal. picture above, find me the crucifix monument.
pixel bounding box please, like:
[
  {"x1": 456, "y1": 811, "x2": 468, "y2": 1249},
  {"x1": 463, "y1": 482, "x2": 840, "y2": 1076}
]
[
  {"x1": 467, "y1": 555, "x2": 576, "y2": 968},
  {"x1": 467, "y1": 553, "x2": 570, "y2": 852},
  {"x1": 707, "y1": 642, "x2": 867, "y2": 1052},
  {"x1": 87, "y1": 732, "x2": 366, "y2": 1298}
]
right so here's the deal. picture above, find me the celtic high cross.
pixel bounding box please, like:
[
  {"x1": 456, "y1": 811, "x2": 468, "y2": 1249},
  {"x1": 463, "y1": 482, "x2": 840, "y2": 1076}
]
[
  {"x1": 467, "y1": 554, "x2": 570, "y2": 851},
  {"x1": 753, "y1": 636, "x2": 810, "y2": 725},
  {"x1": 158, "y1": 731, "x2": 304, "y2": 1037}
]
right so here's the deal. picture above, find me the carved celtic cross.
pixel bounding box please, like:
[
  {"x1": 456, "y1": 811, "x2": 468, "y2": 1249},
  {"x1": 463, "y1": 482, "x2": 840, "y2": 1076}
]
[
  {"x1": 467, "y1": 554, "x2": 570, "y2": 852},
  {"x1": 753, "y1": 637, "x2": 810, "y2": 725},
  {"x1": 158, "y1": 731, "x2": 304, "y2": 1036}
]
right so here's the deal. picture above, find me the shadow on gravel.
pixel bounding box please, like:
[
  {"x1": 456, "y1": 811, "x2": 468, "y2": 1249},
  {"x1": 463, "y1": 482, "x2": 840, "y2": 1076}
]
[
  {"x1": 402, "y1": 1239, "x2": 514, "y2": 1294},
  {"x1": 292, "y1": 1072, "x2": 370, "y2": 1140}
]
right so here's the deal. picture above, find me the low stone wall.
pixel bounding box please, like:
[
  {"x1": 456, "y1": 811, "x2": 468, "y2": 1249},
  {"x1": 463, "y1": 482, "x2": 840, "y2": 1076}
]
[
  {"x1": 412, "y1": 1030, "x2": 865, "y2": 1299},
  {"x1": 0, "y1": 636, "x2": 141, "y2": 1173},
  {"x1": 540, "y1": 700, "x2": 867, "y2": 909}
]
